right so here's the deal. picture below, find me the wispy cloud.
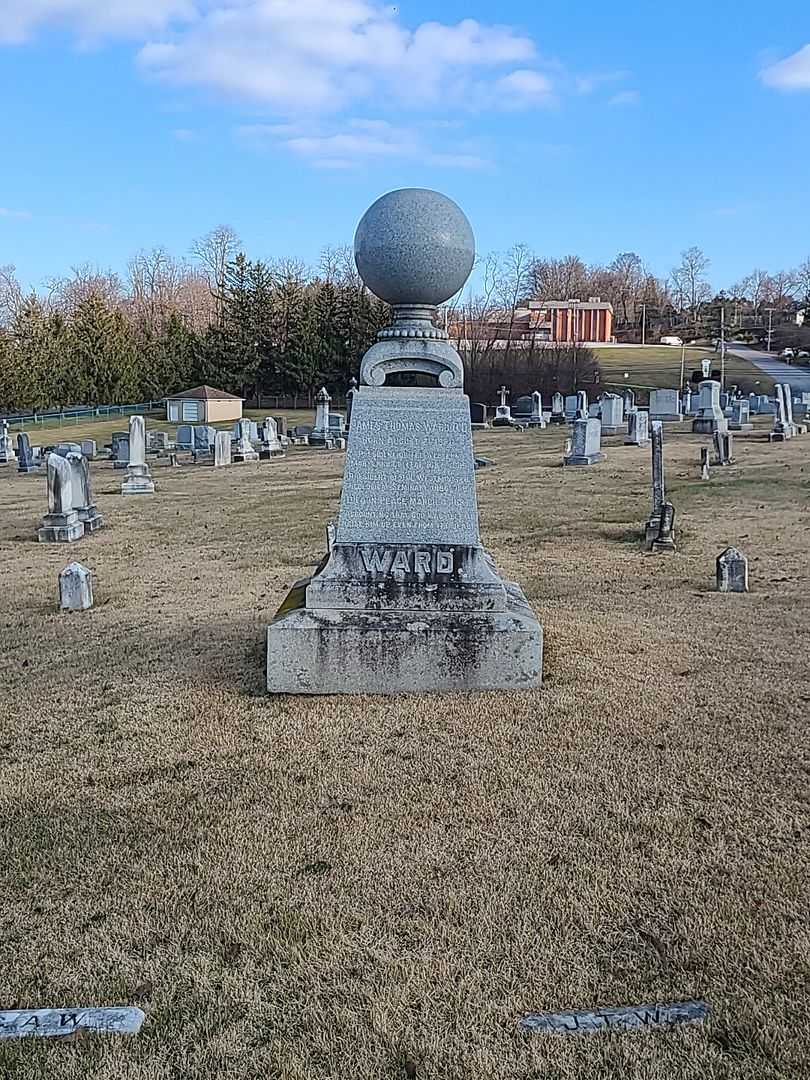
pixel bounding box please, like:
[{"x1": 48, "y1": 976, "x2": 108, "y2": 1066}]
[
  {"x1": 0, "y1": 0, "x2": 195, "y2": 45},
  {"x1": 760, "y1": 44, "x2": 810, "y2": 90},
  {"x1": 608, "y1": 89, "x2": 640, "y2": 107},
  {"x1": 237, "y1": 117, "x2": 489, "y2": 171},
  {"x1": 575, "y1": 70, "x2": 629, "y2": 95}
]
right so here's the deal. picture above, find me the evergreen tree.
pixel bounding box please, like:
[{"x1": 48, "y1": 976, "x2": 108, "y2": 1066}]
[{"x1": 64, "y1": 294, "x2": 137, "y2": 404}]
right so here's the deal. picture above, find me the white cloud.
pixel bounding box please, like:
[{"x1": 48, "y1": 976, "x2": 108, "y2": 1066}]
[
  {"x1": 237, "y1": 117, "x2": 488, "y2": 170},
  {"x1": 495, "y1": 68, "x2": 554, "y2": 107},
  {"x1": 0, "y1": 0, "x2": 195, "y2": 44},
  {"x1": 136, "y1": 2, "x2": 545, "y2": 113},
  {"x1": 608, "y1": 89, "x2": 640, "y2": 106},
  {"x1": 760, "y1": 44, "x2": 810, "y2": 90}
]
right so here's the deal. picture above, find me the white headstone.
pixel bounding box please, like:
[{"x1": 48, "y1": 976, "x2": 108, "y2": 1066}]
[
  {"x1": 38, "y1": 453, "x2": 84, "y2": 542},
  {"x1": 121, "y1": 416, "x2": 155, "y2": 494},
  {"x1": 564, "y1": 417, "x2": 603, "y2": 465},
  {"x1": 649, "y1": 389, "x2": 683, "y2": 422},
  {"x1": 59, "y1": 562, "x2": 94, "y2": 610},
  {"x1": 213, "y1": 429, "x2": 232, "y2": 467}
]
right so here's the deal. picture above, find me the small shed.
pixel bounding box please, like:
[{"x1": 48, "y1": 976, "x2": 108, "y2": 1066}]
[{"x1": 165, "y1": 385, "x2": 243, "y2": 424}]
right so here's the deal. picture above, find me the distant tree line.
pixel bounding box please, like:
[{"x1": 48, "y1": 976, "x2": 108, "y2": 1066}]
[{"x1": 0, "y1": 230, "x2": 389, "y2": 412}]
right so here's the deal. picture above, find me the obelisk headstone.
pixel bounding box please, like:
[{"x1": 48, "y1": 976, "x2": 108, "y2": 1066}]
[
  {"x1": 266, "y1": 188, "x2": 542, "y2": 694},
  {"x1": 0, "y1": 420, "x2": 16, "y2": 464},
  {"x1": 309, "y1": 388, "x2": 333, "y2": 447},
  {"x1": 529, "y1": 391, "x2": 546, "y2": 428},
  {"x1": 644, "y1": 420, "x2": 667, "y2": 546},
  {"x1": 121, "y1": 416, "x2": 155, "y2": 494}
]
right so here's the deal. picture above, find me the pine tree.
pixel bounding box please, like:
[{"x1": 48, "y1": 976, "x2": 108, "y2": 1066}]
[{"x1": 64, "y1": 294, "x2": 137, "y2": 405}]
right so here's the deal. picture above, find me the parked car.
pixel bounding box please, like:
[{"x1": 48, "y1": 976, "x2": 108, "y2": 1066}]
[
  {"x1": 660, "y1": 336, "x2": 683, "y2": 346},
  {"x1": 780, "y1": 348, "x2": 795, "y2": 361}
]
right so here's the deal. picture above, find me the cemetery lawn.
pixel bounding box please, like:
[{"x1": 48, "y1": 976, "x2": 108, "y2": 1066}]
[
  {"x1": 592, "y1": 346, "x2": 775, "y2": 394},
  {"x1": 1, "y1": 418, "x2": 808, "y2": 1080}
]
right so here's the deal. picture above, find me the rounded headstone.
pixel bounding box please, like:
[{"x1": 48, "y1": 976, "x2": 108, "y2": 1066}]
[{"x1": 354, "y1": 188, "x2": 475, "y2": 306}]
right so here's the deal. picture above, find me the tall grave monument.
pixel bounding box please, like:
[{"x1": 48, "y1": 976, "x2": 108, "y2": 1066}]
[{"x1": 266, "y1": 188, "x2": 543, "y2": 694}]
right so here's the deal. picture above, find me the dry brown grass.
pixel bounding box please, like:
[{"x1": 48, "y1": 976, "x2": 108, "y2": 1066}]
[{"x1": 0, "y1": 417, "x2": 809, "y2": 1079}]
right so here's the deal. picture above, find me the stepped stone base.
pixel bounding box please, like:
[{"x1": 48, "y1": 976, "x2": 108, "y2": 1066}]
[
  {"x1": 564, "y1": 452, "x2": 604, "y2": 466},
  {"x1": 692, "y1": 418, "x2": 727, "y2": 434},
  {"x1": 267, "y1": 590, "x2": 542, "y2": 695},
  {"x1": 78, "y1": 509, "x2": 104, "y2": 532},
  {"x1": 38, "y1": 512, "x2": 84, "y2": 543},
  {"x1": 121, "y1": 477, "x2": 155, "y2": 495}
]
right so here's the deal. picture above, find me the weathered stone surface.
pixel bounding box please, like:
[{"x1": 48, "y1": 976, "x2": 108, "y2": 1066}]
[
  {"x1": 354, "y1": 188, "x2": 475, "y2": 306},
  {"x1": 213, "y1": 429, "x2": 232, "y2": 467},
  {"x1": 625, "y1": 410, "x2": 650, "y2": 446},
  {"x1": 16, "y1": 433, "x2": 35, "y2": 473},
  {"x1": 692, "y1": 380, "x2": 727, "y2": 434},
  {"x1": 492, "y1": 386, "x2": 514, "y2": 427},
  {"x1": 574, "y1": 391, "x2": 588, "y2": 420},
  {"x1": 529, "y1": 390, "x2": 546, "y2": 428},
  {"x1": 335, "y1": 388, "x2": 480, "y2": 546},
  {"x1": 233, "y1": 419, "x2": 259, "y2": 463},
  {"x1": 309, "y1": 386, "x2": 333, "y2": 447},
  {"x1": 59, "y1": 561, "x2": 93, "y2": 610},
  {"x1": 267, "y1": 189, "x2": 541, "y2": 695},
  {"x1": 519, "y1": 1000, "x2": 709, "y2": 1035},
  {"x1": 599, "y1": 393, "x2": 624, "y2": 435},
  {"x1": 121, "y1": 416, "x2": 155, "y2": 494},
  {"x1": 259, "y1": 416, "x2": 285, "y2": 458},
  {"x1": 700, "y1": 447, "x2": 710, "y2": 480},
  {"x1": 0, "y1": 420, "x2": 17, "y2": 463},
  {"x1": 729, "y1": 400, "x2": 753, "y2": 432},
  {"x1": 649, "y1": 388, "x2": 683, "y2": 422},
  {"x1": 550, "y1": 392, "x2": 565, "y2": 424},
  {"x1": 644, "y1": 421, "x2": 666, "y2": 545},
  {"x1": 80, "y1": 438, "x2": 97, "y2": 459},
  {"x1": 469, "y1": 402, "x2": 488, "y2": 428},
  {"x1": 67, "y1": 452, "x2": 104, "y2": 532},
  {"x1": 717, "y1": 546, "x2": 748, "y2": 592},
  {"x1": 38, "y1": 453, "x2": 84, "y2": 542},
  {"x1": 712, "y1": 430, "x2": 734, "y2": 465},
  {"x1": 651, "y1": 500, "x2": 676, "y2": 553},
  {"x1": 0, "y1": 1006, "x2": 145, "y2": 1040},
  {"x1": 564, "y1": 418, "x2": 603, "y2": 466}
]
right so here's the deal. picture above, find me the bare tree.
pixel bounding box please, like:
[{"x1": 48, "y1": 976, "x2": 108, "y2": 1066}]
[
  {"x1": 0, "y1": 264, "x2": 23, "y2": 326},
  {"x1": 45, "y1": 264, "x2": 122, "y2": 313},
  {"x1": 672, "y1": 247, "x2": 711, "y2": 313},
  {"x1": 497, "y1": 244, "x2": 533, "y2": 350},
  {"x1": 797, "y1": 257, "x2": 810, "y2": 306},
  {"x1": 531, "y1": 255, "x2": 589, "y2": 303},
  {"x1": 127, "y1": 247, "x2": 184, "y2": 331},
  {"x1": 191, "y1": 224, "x2": 241, "y2": 325}
]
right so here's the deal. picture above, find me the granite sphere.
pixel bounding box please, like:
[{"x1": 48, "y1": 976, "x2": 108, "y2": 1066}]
[{"x1": 354, "y1": 188, "x2": 475, "y2": 306}]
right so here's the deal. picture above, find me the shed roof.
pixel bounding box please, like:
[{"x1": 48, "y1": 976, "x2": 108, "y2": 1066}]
[{"x1": 166, "y1": 385, "x2": 243, "y2": 401}]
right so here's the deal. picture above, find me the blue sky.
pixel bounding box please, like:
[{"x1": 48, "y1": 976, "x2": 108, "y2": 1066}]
[{"x1": 1, "y1": 0, "x2": 808, "y2": 295}]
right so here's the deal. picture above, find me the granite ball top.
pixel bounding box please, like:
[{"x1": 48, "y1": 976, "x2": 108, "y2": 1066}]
[{"x1": 354, "y1": 188, "x2": 475, "y2": 306}]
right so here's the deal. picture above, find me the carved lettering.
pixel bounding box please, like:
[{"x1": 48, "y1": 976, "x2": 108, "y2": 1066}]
[
  {"x1": 358, "y1": 548, "x2": 455, "y2": 576},
  {"x1": 360, "y1": 549, "x2": 393, "y2": 573},
  {"x1": 391, "y1": 550, "x2": 410, "y2": 573},
  {"x1": 436, "y1": 551, "x2": 453, "y2": 573}
]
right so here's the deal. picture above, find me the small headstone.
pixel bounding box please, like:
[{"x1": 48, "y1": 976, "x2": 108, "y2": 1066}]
[
  {"x1": 528, "y1": 390, "x2": 546, "y2": 428},
  {"x1": 111, "y1": 432, "x2": 130, "y2": 469},
  {"x1": 712, "y1": 429, "x2": 733, "y2": 465},
  {"x1": 769, "y1": 384, "x2": 791, "y2": 442},
  {"x1": 599, "y1": 393, "x2": 624, "y2": 435},
  {"x1": 0, "y1": 420, "x2": 17, "y2": 463},
  {"x1": 625, "y1": 410, "x2": 650, "y2": 447},
  {"x1": 80, "y1": 438, "x2": 97, "y2": 459},
  {"x1": 38, "y1": 453, "x2": 84, "y2": 542},
  {"x1": 563, "y1": 418, "x2": 603, "y2": 466},
  {"x1": 649, "y1": 388, "x2": 683, "y2": 422},
  {"x1": 147, "y1": 430, "x2": 169, "y2": 452},
  {"x1": 0, "y1": 1006, "x2": 145, "y2": 1040},
  {"x1": 716, "y1": 547, "x2": 748, "y2": 592},
  {"x1": 233, "y1": 418, "x2": 259, "y2": 462},
  {"x1": 651, "y1": 500, "x2": 676, "y2": 554},
  {"x1": 259, "y1": 416, "x2": 285, "y2": 458},
  {"x1": 175, "y1": 424, "x2": 194, "y2": 449},
  {"x1": 346, "y1": 377, "x2": 358, "y2": 431},
  {"x1": 121, "y1": 416, "x2": 155, "y2": 494},
  {"x1": 309, "y1": 387, "x2": 333, "y2": 447},
  {"x1": 574, "y1": 390, "x2": 588, "y2": 420},
  {"x1": 563, "y1": 394, "x2": 578, "y2": 419},
  {"x1": 622, "y1": 388, "x2": 636, "y2": 415},
  {"x1": 59, "y1": 562, "x2": 94, "y2": 611},
  {"x1": 17, "y1": 433, "x2": 36, "y2": 473},
  {"x1": 700, "y1": 447, "x2": 710, "y2": 480},
  {"x1": 728, "y1": 400, "x2": 753, "y2": 432},
  {"x1": 512, "y1": 394, "x2": 533, "y2": 418},
  {"x1": 550, "y1": 392, "x2": 566, "y2": 424},
  {"x1": 469, "y1": 402, "x2": 488, "y2": 428},
  {"x1": 519, "y1": 999, "x2": 709, "y2": 1036},
  {"x1": 213, "y1": 430, "x2": 232, "y2": 467},
  {"x1": 54, "y1": 442, "x2": 82, "y2": 458},
  {"x1": 274, "y1": 415, "x2": 288, "y2": 438}
]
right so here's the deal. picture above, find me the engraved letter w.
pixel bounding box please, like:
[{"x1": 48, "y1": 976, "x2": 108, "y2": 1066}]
[{"x1": 360, "y1": 548, "x2": 392, "y2": 573}]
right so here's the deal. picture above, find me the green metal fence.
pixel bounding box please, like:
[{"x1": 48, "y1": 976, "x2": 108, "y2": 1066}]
[{"x1": 1, "y1": 401, "x2": 166, "y2": 431}]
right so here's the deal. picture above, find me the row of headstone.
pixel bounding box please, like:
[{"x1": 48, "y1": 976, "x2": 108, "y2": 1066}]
[
  {"x1": 770, "y1": 383, "x2": 807, "y2": 442},
  {"x1": 38, "y1": 452, "x2": 104, "y2": 542}
]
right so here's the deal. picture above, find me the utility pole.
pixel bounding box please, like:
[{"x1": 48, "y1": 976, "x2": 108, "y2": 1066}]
[
  {"x1": 720, "y1": 305, "x2": 726, "y2": 388},
  {"x1": 766, "y1": 308, "x2": 774, "y2": 354},
  {"x1": 680, "y1": 341, "x2": 686, "y2": 390},
  {"x1": 641, "y1": 302, "x2": 647, "y2": 346}
]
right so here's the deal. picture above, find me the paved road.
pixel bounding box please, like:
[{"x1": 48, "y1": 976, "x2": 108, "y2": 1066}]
[{"x1": 728, "y1": 342, "x2": 810, "y2": 394}]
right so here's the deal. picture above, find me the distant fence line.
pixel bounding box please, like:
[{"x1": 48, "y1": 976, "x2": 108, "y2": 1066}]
[{"x1": 0, "y1": 393, "x2": 351, "y2": 430}]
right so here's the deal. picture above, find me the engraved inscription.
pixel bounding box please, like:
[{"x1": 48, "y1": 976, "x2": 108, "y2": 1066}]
[{"x1": 359, "y1": 547, "x2": 454, "y2": 576}]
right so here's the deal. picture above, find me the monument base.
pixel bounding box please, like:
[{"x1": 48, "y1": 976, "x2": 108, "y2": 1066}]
[
  {"x1": 728, "y1": 422, "x2": 754, "y2": 432},
  {"x1": 233, "y1": 450, "x2": 259, "y2": 463},
  {"x1": 18, "y1": 464, "x2": 38, "y2": 474},
  {"x1": 78, "y1": 509, "x2": 104, "y2": 532},
  {"x1": 121, "y1": 478, "x2": 155, "y2": 495},
  {"x1": 266, "y1": 592, "x2": 542, "y2": 695},
  {"x1": 564, "y1": 452, "x2": 604, "y2": 466},
  {"x1": 692, "y1": 418, "x2": 727, "y2": 434},
  {"x1": 38, "y1": 512, "x2": 84, "y2": 543},
  {"x1": 768, "y1": 431, "x2": 789, "y2": 442},
  {"x1": 650, "y1": 414, "x2": 684, "y2": 423}
]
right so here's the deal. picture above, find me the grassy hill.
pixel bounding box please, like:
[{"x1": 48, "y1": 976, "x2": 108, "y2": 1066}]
[{"x1": 593, "y1": 345, "x2": 774, "y2": 394}]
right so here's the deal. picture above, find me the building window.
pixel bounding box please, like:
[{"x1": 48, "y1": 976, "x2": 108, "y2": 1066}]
[{"x1": 181, "y1": 401, "x2": 200, "y2": 422}]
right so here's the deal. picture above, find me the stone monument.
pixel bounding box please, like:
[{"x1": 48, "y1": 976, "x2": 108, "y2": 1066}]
[
  {"x1": 563, "y1": 417, "x2": 603, "y2": 465},
  {"x1": 651, "y1": 501, "x2": 676, "y2": 553},
  {"x1": 67, "y1": 452, "x2": 104, "y2": 532},
  {"x1": 649, "y1": 389, "x2": 683, "y2": 422},
  {"x1": 59, "y1": 562, "x2": 94, "y2": 610},
  {"x1": 259, "y1": 417, "x2": 285, "y2": 458},
  {"x1": 38, "y1": 453, "x2": 84, "y2": 542},
  {"x1": 644, "y1": 421, "x2": 667, "y2": 546},
  {"x1": 729, "y1": 399, "x2": 753, "y2": 432},
  {"x1": 266, "y1": 187, "x2": 543, "y2": 694},
  {"x1": 213, "y1": 429, "x2": 232, "y2": 467},
  {"x1": 0, "y1": 420, "x2": 16, "y2": 463},
  {"x1": 492, "y1": 386, "x2": 513, "y2": 427},
  {"x1": 692, "y1": 380, "x2": 727, "y2": 434},
  {"x1": 599, "y1": 393, "x2": 624, "y2": 435},
  {"x1": 529, "y1": 391, "x2": 546, "y2": 428},
  {"x1": 550, "y1": 393, "x2": 565, "y2": 424},
  {"x1": 121, "y1": 416, "x2": 155, "y2": 494},
  {"x1": 625, "y1": 410, "x2": 650, "y2": 447},
  {"x1": 716, "y1": 547, "x2": 748, "y2": 592},
  {"x1": 233, "y1": 419, "x2": 259, "y2": 462},
  {"x1": 17, "y1": 433, "x2": 36, "y2": 473},
  {"x1": 310, "y1": 387, "x2": 333, "y2": 447}
]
